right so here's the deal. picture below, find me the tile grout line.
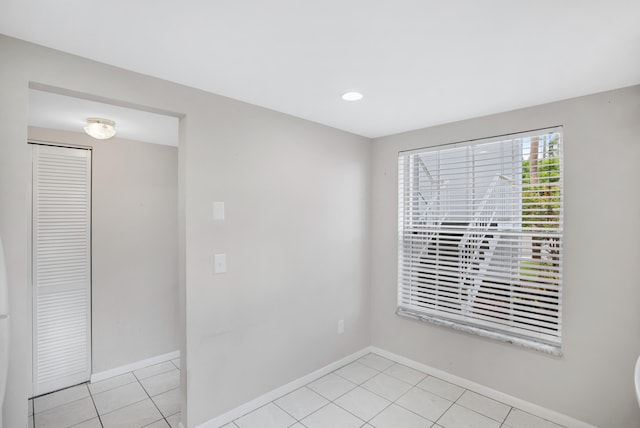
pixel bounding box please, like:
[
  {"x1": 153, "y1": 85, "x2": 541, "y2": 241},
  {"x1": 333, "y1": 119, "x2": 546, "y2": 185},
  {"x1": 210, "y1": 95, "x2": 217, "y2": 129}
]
[
  {"x1": 292, "y1": 362, "x2": 378, "y2": 425},
  {"x1": 138, "y1": 365, "x2": 182, "y2": 427},
  {"x1": 86, "y1": 382, "x2": 106, "y2": 428},
  {"x1": 134, "y1": 371, "x2": 170, "y2": 427},
  {"x1": 502, "y1": 407, "x2": 515, "y2": 428},
  {"x1": 330, "y1": 375, "x2": 397, "y2": 425},
  {"x1": 295, "y1": 400, "x2": 354, "y2": 427},
  {"x1": 332, "y1": 359, "x2": 437, "y2": 425},
  {"x1": 431, "y1": 391, "x2": 459, "y2": 427},
  {"x1": 390, "y1": 382, "x2": 510, "y2": 427},
  {"x1": 377, "y1": 385, "x2": 438, "y2": 425},
  {"x1": 90, "y1": 369, "x2": 175, "y2": 426},
  {"x1": 31, "y1": 384, "x2": 91, "y2": 415},
  {"x1": 257, "y1": 355, "x2": 395, "y2": 427},
  {"x1": 92, "y1": 377, "x2": 150, "y2": 422},
  {"x1": 271, "y1": 394, "x2": 308, "y2": 423},
  {"x1": 234, "y1": 399, "x2": 303, "y2": 426},
  {"x1": 33, "y1": 383, "x2": 98, "y2": 428},
  {"x1": 306, "y1": 364, "x2": 388, "y2": 426},
  {"x1": 452, "y1": 389, "x2": 513, "y2": 424}
]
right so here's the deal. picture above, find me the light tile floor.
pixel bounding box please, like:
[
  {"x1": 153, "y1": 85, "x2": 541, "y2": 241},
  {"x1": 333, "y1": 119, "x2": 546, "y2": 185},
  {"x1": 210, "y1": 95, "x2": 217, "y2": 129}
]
[
  {"x1": 29, "y1": 353, "x2": 566, "y2": 428},
  {"x1": 226, "y1": 353, "x2": 565, "y2": 428},
  {"x1": 29, "y1": 358, "x2": 181, "y2": 428}
]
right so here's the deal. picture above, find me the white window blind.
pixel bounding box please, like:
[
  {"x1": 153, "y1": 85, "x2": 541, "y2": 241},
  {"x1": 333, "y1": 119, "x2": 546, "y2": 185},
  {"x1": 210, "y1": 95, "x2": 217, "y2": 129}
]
[{"x1": 397, "y1": 128, "x2": 563, "y2": 353}]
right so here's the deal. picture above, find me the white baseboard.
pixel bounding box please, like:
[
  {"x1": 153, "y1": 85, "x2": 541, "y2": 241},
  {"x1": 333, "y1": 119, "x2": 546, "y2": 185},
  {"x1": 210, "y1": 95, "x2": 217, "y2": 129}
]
[
  {"x1": 90, "y1": 350, "x2": 180, "y2": 383},
  {"x1": 197, "y1": 347, "x2": 371, "y2": 428},
  {"x1": 370, "y1": 346, "x2": 595, "y2": 428}
]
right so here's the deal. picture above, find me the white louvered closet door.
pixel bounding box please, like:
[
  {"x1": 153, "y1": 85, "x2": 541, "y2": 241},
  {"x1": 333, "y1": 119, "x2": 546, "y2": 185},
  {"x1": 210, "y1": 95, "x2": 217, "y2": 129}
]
[{"x1": 32, "y1": 144, "x2": 91, "y2": 396}]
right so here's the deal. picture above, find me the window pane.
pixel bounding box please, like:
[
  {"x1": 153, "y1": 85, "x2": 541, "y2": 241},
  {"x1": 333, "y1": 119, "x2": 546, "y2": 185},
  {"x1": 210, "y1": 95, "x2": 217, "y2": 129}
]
[{"x1": 397, "y1": 128, "x2": 563, "y2": 349}]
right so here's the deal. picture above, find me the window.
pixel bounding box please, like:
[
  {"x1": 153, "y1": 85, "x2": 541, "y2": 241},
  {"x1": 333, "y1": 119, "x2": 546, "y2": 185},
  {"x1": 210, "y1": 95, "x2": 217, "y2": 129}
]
[{"x1": 397, "y1": 127, "x2": 563, "y2": 354}]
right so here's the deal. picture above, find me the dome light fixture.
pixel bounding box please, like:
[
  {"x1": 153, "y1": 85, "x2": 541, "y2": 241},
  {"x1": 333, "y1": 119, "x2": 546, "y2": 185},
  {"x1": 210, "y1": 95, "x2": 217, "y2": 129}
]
[
  {"x1": 341, "y1": 91, "x2": 364, "y2": 101},
  {"x1": 84, "y1": 117, "x2": 116, "y2": 140}
]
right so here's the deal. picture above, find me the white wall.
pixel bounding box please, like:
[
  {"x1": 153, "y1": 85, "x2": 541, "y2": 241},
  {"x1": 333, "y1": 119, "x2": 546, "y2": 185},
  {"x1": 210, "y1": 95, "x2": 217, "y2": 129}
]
[
  {"x1": 182, "y1": 92, "x2": 372, "y2": 426},
  {"x1": 0, "y1": 35, "x2": 371, "y2": 428},
  {"x1": 370, "y1": 85, "x2": 640, "y2": 428},
  {"x1": 28, "y1": 127, "x2": 179, "y2": 373}
]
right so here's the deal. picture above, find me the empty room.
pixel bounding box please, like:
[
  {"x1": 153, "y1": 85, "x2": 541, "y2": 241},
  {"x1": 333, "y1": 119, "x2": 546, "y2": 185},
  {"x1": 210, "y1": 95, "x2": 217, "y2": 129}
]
[{"x1": 0, "y1": 1, "x2": 639, "y2": 428}]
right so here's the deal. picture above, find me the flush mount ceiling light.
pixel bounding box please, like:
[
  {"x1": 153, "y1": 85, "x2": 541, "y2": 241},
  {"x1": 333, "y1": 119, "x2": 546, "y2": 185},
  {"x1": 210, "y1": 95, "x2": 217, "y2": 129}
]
[
  {"x1": 84, "y1": 117, "x2": 116, "y2": 140},
  {"x1": 341, "y1": 91, "x2": 364, "y2": 101}
]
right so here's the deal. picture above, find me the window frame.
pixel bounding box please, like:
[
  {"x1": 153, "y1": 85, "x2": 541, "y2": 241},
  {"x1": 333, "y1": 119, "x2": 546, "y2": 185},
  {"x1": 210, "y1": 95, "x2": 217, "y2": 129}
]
[{"x1": 396, "y1": 127, "x2": 564, "y2": 356}]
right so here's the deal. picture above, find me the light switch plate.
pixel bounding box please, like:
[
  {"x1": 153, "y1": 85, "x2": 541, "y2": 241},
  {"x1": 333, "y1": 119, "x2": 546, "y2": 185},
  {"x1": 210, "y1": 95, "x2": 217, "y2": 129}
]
[
  {"x1": 213, "y1": 202, "x2": 225, "y2": 220},
  {"x1": 214, "y1": 253, "x2": 226, "y2": 274}
]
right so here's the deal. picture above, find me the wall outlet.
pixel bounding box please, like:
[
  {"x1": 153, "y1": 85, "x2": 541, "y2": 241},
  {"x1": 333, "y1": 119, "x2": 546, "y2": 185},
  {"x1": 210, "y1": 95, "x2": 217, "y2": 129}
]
[{"x1": 338, "y1": 319, "x2": 344, "y2": 335}]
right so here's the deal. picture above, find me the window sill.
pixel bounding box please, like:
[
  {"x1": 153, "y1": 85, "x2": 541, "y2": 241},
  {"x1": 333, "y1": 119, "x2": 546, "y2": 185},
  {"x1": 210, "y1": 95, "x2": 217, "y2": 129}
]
[{"x1": 396, "y1": 307, "x2": 563, "y2": 357}]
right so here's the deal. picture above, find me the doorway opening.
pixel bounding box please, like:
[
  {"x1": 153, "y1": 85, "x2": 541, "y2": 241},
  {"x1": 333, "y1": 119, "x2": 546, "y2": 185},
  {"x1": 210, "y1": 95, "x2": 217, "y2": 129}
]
[{"x1": 27, "y1": 86, "x2": 182, "y2": 427}]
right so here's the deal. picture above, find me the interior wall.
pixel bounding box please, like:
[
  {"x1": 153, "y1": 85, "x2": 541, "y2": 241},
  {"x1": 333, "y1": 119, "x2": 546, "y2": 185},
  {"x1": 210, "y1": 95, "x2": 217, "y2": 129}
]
[
  {"x1": 370, "y1": 85, "x2": 640, "y2": 428},
  {"x1": 0, "y1": 35, "x2": 371, "y2": 428},
  {"x1": 28, "y1": 127, "x2": 179, "y2": 373},
  {"x1": 0, "y1": 35, "x2": 31, "y2": 428},
  {"x1": 183, "y1": 89, "x2": 372, "y2": 427}
]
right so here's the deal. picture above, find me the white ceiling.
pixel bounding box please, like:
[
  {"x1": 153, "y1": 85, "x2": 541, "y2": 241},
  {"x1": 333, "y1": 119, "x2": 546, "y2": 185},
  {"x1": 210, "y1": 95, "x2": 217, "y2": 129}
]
[{"x1": 3, "y1": 1, "x2": 640, "y2": 138}]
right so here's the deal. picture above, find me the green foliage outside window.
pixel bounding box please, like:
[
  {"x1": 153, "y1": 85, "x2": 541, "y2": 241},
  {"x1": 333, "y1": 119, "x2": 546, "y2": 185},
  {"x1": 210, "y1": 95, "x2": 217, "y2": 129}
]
[{"x1": 521, "y1": 135, "x2": 561, "y2": 285}]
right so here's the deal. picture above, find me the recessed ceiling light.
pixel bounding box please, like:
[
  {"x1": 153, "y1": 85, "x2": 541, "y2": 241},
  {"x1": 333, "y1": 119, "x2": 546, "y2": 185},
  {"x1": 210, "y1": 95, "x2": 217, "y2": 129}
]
[
  {"x1": 341, "y1": 91, "x2": 364, "y2": 101},
  {"x1": 84, "y1": 117, "x2": 116, "y2": 140}
]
